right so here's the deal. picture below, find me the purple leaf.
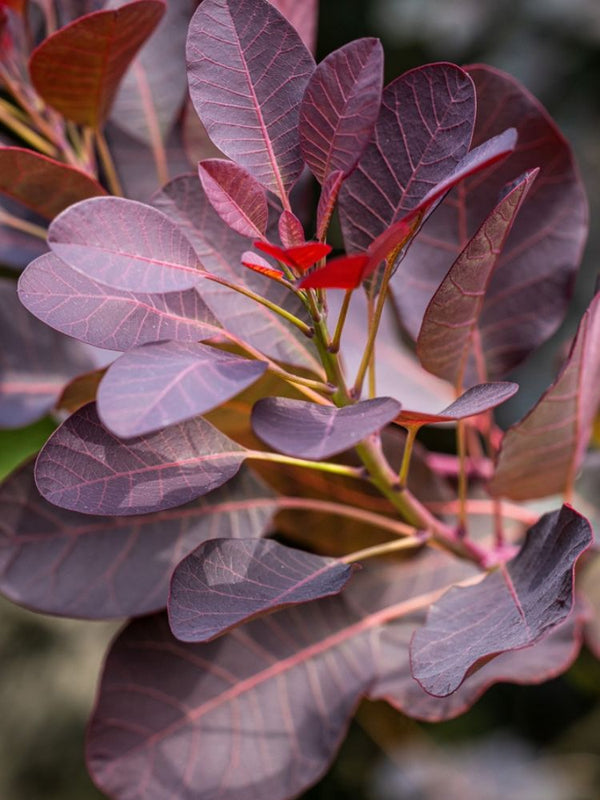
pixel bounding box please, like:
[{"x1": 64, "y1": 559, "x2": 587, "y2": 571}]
[
  {"x1": 198, "y1": 159, "x2": 268, "y2": 239},
  {"x1": 18, "y1": 253, "x2": 223, "y2": 351},
  {"x1": 1, "y1": 279, "x2": 94, "y2": 427},
  {"x1": 339, "y1": 63, "x2": 476, "y2": 254},
  {"x1": 299, "y1": 38, "x2": 383, "y2": 184},
  {"x1": 98, "y1": 341, "x2": 267, "y2": 437},
  {"x1": 489, "y1": 292, "x2": 600, "y2": 501},
  {"x1": 0, "y1": 462, "x2": 276, "y2": 618},
  {"x1": 186, "y1": 0, "x2": 315, "y2": 198},
  {"x1": 395, "y1": 382, "x2": 519, "y2": 426},
  {"x1": 416, "y1": 170, "x2": 537, "y2": 385},
  {"x1": 269, "y1": 0, "x2": 318, "y2": 54},
  {"x1": 29, "y1": 0, "x2": 166, "y2": 128},
  {"x1": 278, "y1": 210, "x2": 305, "y2": 248},
  {"x1": 48, "y1": 196, "x2": 203, "y2": 293},
  {"x1": 410, "y1": 505, "x2": 592, "y2": 697},
  {"x1": 393, "y1": 65, "x2": 588, "y2": 377},
  {"x1": 109, "y1": 0, "x2": 192, "y2": 145},
  {"x1": 34, "y1": 403, "x2": 247, "y2": 515},
  {"x1": 0, "y1": 147, "x2": 107, "y2": 220},
  {"x1": 251, "y1": 396, "x2": 402, "y2": 459},
  {"x1": 168, "y1": 538, "x2": 355, "y2": 642},
  {"x1": 372, "y1": 607, "x2": 585, "y2": 722},
  {"x1": 153, "y1": 175, "x2": 321, "y2": 372}
]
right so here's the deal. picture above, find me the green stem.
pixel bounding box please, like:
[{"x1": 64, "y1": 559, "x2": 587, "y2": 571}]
[
  {"x1": 329, "y1": 289, "x2": 353, "y2": 353},
  {"x1": 0, "y1": 100, "x2": 57, "y2": 156},
  {"x1": 95, "y1": 129, "x2": 123, "y2": 196},
  {"x1": 342, "y1": 534, "x2": 427, "y2": 564},
  {"x1": 246, "y1": 450, "x2": 364, "y2": 479},
  {"x1": 398, "y1": 425, "x2": 419, "y2": 486},
  {"x1": 353, "y1": 258, "x2": 395, "y2": 397},
  {"x1": 204, "y1": 273, "x2": 314, "y2": 338}
]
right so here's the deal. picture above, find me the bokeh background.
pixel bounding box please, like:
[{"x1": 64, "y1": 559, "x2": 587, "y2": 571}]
[{"x1": 2, "y1": 0, "x2": 600, "y2": 797}]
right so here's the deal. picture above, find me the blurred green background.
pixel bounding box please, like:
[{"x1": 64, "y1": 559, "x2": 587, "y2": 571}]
[{"x1": 2, "y1": 0, "x2": 600, "y2": 797}]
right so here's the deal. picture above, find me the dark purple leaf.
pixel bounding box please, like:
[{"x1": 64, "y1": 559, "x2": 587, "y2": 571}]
[
  {"x1": 393, "y1": 66, "x2": 588, "y2": 377},
  {"x1": 278, "y1": 210, "x2": 305, "y2": 248},
  {"x1": 252, "y1": 396, "x2": 402, "y2": 459},
  {"x1": 395, "y1": 382, "x2": 519, "y2": 426},
  {"x1": 299, "y1": 38, "x2": 383, "y2": 184},
  {"x1": 1, "y1": 279, "x2": 93, "y2": 427},
  {"x1": 153, "y1": 175, "x2": 322, "y2": 372},
  {"x1": 372, "y1": 607, "x2": 585, "y2": 722},
  {"x1": 47, "y1": 196, "x2": 203, "y2": 292},
  {"x1": 338, "y1": 63, "x2": 475, "y2": 254},
  {"x1": 0, "y1": 462, "x2": 276, "y2": 618},
  {"x1": 18, "y1": 253, "x2": 223, "y2": 351},
  {"x1": 186, "y1": 0, "x2": 315, "y2": 198},
  {"x1": 29, "y1": 0, "x2": 166, "y2": 128},
  {"x1": 269, "y1": 0, "x2": 318, "y2": 54},
  {"x1": 0, "y1": 147, "x2": 107, "y2": 220},
  {"x1": 198, "y1": 159, "x2": 268, "y2": 239},
  {"x1": 416, "y1": 170, "x2": 537, "y2": 385},
  {"x1": 490, "y1": 291, "x2": 600, "y2": 501},
  {"x1": 86, "y1": 556, "x2": 473, "y2": 800},
  {"x1": 34, "y1": 403, "x2": 247, "y2": 515},
  {"x1": 410, "y1": 505, "x2": 592, "y2": 697},
  {"x1": 168, "y1": 538, "x2": 355, "y2": 642},
  {"x1": 98, "y1": 341, "x2": 267, "y2": 437},
  {"x1": 109, "y1": 0, "x2": 193, "y2": 145}
]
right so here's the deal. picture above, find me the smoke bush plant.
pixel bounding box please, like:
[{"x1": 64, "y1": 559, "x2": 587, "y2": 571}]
[{"x1": 1, "y1": 0, "x2": 600, "y2": 797}]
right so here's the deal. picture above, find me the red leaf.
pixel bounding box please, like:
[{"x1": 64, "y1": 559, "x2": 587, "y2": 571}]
[
  {"x1": 29, "y1": 0, "x2": 165, "y2": 128},
  {"x1": 298, "y1": 253, "x2": 369, "y2": 290},
  {"x1": 254, "y1": 240, "x2": 331, "y2": 273},
  {"x1": 0, "y1": 147, "x2": 107, "y2": 220},
  {"x1": 278, "y1": 209, "x2": 305, "y2": 248}
]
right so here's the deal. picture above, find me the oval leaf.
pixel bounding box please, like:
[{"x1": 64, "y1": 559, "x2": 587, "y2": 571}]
[
  {"x1": 186, "y1": 0, "x2": 315, "y2": 198},
  {"x1": 417, "y1": 170, "x2": 538, "y2": 384},
  {"x1": 393, "y1": 65, "x2": 588, "y2": 377},
  {"x1": 98, "y1": 341, "x2": 267, "y2": 437},
  {"x1": 410, "y1": 505, "x2": 592, "y2": 697},
  {"x1": 0, "y1": 463, "x2": 277, "y2": 618},
  {"x1": 48, "y1": 196, "x2": 203, "y2": 292},
  {"x1": 29, "y1": 0, "x2": 165, "y2": 127},
  {"x1": 339, "y1": 63, "x2": 475, "y2": 254},
  {"x1": 490, "y1": 291, "x2": 600, "y2": 500},
  {"x1": 35, "y1": 403, "x2": 247, "y2": 516},
  {"x1": 299, "y1": 38, "x2": 383, "y2": 184},
  {"x1": 18, "y1": 253, "x2": 222, "y2": 351},
  {"x1": 251, "y1": 396, "x2": 402, "y2": 460},
  {"x1": 168, "y1": 538, "x2": 355, "y2": 642},
  {"x1": 0, "y1": 147, "x2": 107, "y2": 220},
  {"x1": 198, "y1": 159, "x2": 268, "y2": 239},
  {"x1": 395, "y1": 382, "x2": 519, "y2": 426}
]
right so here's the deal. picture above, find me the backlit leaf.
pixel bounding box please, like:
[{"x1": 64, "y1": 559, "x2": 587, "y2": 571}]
[
  {"x1": 252, "y1": 395, "x2": 401, "y2": 459},
  {"x1": 490, "y1": 292, "x2": 600, "y2": 500},
  {"x1": 410, "y1": 505, "x2": 592, "y2": 697},
  {"x1": 98, "y1": 341, "x2": 267, "y2": 437},
  {"x1": 35, "y1": 403, "x2": 247, "y2": 515},
  {"x1": 0, "y1": 463, "x2": 276, "y2": 618},
  {"x1": 186, "y1": 0, "x2": 315, "y2": 198},
  {"x1": 0, "y1": 147, "x2": 107, "y2": 220},
  {"x1": 395, "y1": 382, "x2": 519, "y2": 426},
  {"x1": 29, "y1": 0, "x2": 165, "y2": 127},
  {"x1": 18, "y1": 253, "x2": 223, "y2": 351},
  {"x1": 168, "y1": 538, "x2": 355, "y2": 642},
  {"x1": 48, "y1": 196, "x2": 203, "y2": 293},
  {"x1": 269, "y1": 0, "x2": 318, "y2": 54}
]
